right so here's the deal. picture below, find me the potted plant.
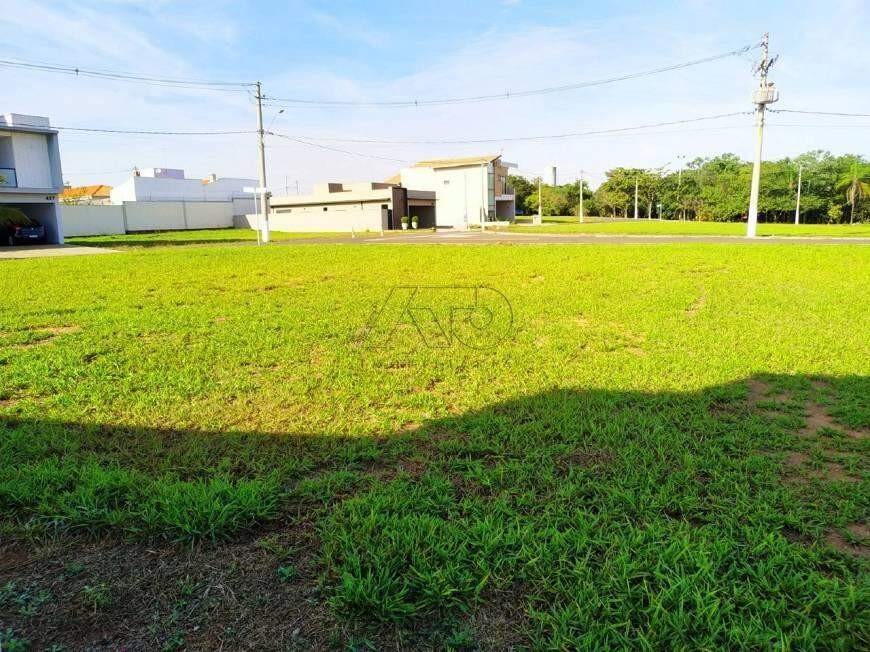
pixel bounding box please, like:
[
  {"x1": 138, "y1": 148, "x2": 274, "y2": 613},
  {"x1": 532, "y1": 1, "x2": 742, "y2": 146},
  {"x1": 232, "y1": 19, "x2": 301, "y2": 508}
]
[
  {"x1": 401, "y1": 215, "x2": 409, "y2": 230},
  {"x1": 411, "y1": 215, "x2": 419, "y2": 230}
]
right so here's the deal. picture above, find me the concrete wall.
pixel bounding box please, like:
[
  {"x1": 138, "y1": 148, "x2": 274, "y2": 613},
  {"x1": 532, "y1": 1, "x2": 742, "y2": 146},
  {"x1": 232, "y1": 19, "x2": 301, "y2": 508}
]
[
  {"x1": 239, "y1": 201, "x2": 386, "y2": 233},
  {"x1": 124, "y1": 201, "x2": 187, "y2": 231},
  {"x1": 183, "y1": 201, "x2": 234, "y2": 229},
  {"x1": 60, "y1": 201, "x2": 239, "y2": 236},
  {"x1": 60, "y1": 205, "x2": 126, "y2": 236}
]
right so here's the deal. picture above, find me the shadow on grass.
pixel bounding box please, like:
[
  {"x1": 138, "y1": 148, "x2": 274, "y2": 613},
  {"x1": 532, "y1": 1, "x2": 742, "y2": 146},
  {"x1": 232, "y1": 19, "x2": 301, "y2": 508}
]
[{"x1": 0, "y1": 373, "x2": 867, "y2": 649}]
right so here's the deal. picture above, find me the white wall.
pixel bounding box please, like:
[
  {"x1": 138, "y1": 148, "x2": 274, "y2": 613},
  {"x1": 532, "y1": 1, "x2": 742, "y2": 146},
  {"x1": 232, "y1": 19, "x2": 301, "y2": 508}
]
[
  {"x1": 108, "y1": 177, "x2": 137, "y2": 204},
  {"x1": 231, "y1": 197, "x2": 255, "y2": 216},
  {"x1": 10, "y1": 132, "x2": 53, "y2": 189},
  {"x1": 124, "y1": 201, "x2": 187, "y2": 231},
  {"x1": 59, "y1": 201, "x2": 238, "y2": 236},
  {"x1": 400, "y1": 166, "x2": 488, "y2": 229},
  {"x1": 60, "y1": 205, "x2": 126, "y2": 236},
  {"x1": 184, "y1": 201, "x2": 233, "y2": 229},
  {"x1": 239, "y1": 202, "x2": 384, "y2": 232},
  {"x1": 110, "y1": 175, "x2": 257, "y2": 204}
]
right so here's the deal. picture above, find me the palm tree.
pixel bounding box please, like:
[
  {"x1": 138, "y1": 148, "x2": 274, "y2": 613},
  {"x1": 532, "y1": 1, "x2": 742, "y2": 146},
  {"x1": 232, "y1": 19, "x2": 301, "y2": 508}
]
[{"x1": 835, "y1": 162, "x2": 870, "y2": 224}]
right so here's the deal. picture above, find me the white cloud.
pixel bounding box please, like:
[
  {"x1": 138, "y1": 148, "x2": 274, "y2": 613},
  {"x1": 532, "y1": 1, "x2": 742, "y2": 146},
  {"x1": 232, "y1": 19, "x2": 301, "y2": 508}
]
[{"x1": 4, "y1": 1, "x2": 868, "y2": 191}]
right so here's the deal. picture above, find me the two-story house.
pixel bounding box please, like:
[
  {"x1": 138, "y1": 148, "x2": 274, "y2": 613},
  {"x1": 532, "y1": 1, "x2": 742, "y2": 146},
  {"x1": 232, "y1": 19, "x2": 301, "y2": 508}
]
[
  {"x1": 386, "y1": 154, "x2": 517, "y2": 229},
  {"x1": 0, "y1": 113, "x2": 64, "y2": 244}
]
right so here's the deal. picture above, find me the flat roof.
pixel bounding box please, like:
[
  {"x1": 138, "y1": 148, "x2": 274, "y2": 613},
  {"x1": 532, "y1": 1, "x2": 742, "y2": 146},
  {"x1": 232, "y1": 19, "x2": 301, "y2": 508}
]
[
  {"x1": 0, "y1": 113, "x2": 57, "y2": 135},
  {"x1": 271, "y1": 187, "x2": 435, "y2": 207}
]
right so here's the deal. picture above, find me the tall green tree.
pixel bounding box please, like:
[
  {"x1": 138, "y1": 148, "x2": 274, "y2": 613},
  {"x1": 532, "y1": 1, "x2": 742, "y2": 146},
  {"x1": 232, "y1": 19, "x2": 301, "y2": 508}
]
[
  {"x1": 835, "y1": 162, "x2": 870, "y2": 224},
  {"x1": 508, "y1": 175, "x2": 534, "y2": 214}
]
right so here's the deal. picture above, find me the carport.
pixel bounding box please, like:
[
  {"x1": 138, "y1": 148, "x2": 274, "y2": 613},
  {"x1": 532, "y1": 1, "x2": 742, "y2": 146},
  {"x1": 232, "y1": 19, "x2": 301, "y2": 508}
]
[
  {"x1": 407, "y1": 198, "x2": 436, "y2": 229},
  {"x1": 1, "y1": 200, "x2": 63, "y2": 245}
]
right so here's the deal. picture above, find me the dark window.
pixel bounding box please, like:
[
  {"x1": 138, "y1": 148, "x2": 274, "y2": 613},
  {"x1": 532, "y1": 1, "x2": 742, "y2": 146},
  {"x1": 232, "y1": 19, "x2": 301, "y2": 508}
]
[
  {"x1": 381, "y1": 204, "x2": 388, "y2": 209},
  {"x1": 323, "y1": 207, "x2": 328, "y2": 212}
]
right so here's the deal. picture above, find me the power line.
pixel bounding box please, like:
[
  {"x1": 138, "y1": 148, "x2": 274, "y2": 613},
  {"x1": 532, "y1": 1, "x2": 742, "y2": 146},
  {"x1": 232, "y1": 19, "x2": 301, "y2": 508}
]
[
  {"x1": 769, "y1": 108, "x2": 870, "y2": 118},
  {"x1": 270, "y1": 112, "x2": 752, "y2": 145},
  {"x1": 8, "y1": 122, "x2": 254, "y2": 136},
  {"x1": 262, "y1": 45, "x2": 756, "y2": 108},
  {"x1": 62, "y1": 168, "x2": 132, "y2": 175},
  {"x1": 0, "y1": 57, "x2": 254, "y2": 91},
  {"x1": 267, "y1": 132, "x2": 412, "y2": 163}
]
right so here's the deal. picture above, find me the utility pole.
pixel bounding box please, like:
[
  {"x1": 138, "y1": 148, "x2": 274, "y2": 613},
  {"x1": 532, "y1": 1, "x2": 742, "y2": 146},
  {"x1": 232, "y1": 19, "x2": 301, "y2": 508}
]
[
  {"x1": 480, "y1": 162, "x2": 486, "y2": 230},
  {"x1": 746, "y1": 32, "x2": 779, "y2": 238},
  {"x1": 676, "y1": 154, "x2": 686, "y2": 220},
  {"x1": 551, "y1": 165, "x2": 557, "y2": 187},
  {"x1": 578, "y1": 169, "x2": 584, "y2": 223},
  {"x1": 255, "y1": 81, "x2": 271, "y2": 243},
  {"x1": 536, "y1": 176, "x2": 542, "y2": 225},
  {"x1": 794, "y1": 163, "x2": 803, "y2": 225},
  {"x1": 633, "y1": 176, "x2": 639, "y2": 219}
]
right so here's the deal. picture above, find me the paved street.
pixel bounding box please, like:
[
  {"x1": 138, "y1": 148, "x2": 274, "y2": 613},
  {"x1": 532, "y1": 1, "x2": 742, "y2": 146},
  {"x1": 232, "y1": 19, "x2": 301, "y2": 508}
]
[{"x1": 276, "y1": 230, "x2": 870, "y2": 247}]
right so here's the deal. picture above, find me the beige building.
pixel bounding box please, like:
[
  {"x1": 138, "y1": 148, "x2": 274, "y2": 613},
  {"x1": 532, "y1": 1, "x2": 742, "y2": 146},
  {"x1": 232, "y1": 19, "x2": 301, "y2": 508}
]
[
  {"x1": 267, "y1": 182, "x2": 436, "y2": 232},
  {"x1": 386, "y1": 154, "x2": 516, "y2": 229}
]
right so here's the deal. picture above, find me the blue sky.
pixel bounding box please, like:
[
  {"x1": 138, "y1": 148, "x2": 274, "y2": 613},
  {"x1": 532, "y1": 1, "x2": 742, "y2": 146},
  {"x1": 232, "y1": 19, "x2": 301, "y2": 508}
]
[{"x1": 4, "y1": 0, "x2": 869, "y2": 190}]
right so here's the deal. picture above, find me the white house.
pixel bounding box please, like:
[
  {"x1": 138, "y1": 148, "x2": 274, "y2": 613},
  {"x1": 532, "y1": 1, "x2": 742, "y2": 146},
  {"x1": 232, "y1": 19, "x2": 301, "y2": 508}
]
[
  {"x1": 0, "y1": 113, "x2": 64, "y2": 243},
  {"x1": 387, "y1": 155, "x2": 517, "y2": 229},
  {"x1": 110, "y1": 168, "x2": 257, "y2": 208}
]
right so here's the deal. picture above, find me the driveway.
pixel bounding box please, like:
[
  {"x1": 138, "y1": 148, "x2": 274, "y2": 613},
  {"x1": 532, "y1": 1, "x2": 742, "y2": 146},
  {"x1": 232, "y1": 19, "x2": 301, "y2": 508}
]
[{"x1": 0, "y1": 245, "x2": 119, "y2": 260}]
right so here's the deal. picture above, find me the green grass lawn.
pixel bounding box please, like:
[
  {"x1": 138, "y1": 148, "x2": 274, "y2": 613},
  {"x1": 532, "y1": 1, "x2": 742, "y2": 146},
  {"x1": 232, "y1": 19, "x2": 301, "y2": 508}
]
[
  {"x1": 0, "y1": 242, "x2": 868, "y2": 649},
  {"x1": 508, "y1": 218, "x2": 870, "y2": 238},
  {"x1": 64, "y1": 228, "x2": 347, "y2": 248}
]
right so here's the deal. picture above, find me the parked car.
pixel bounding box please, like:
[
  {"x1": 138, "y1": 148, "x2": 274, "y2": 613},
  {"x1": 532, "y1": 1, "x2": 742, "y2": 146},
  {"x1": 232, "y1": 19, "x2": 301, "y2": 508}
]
[{"x1": 0, "y1": 207, "x2": 46, "y2": 246}]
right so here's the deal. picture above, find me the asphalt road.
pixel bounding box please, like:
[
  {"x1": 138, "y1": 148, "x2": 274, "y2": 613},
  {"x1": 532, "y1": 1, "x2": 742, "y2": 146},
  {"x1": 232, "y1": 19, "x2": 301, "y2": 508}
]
[{"x1": 280, "y1": 230, "x2": 870, "y2": 247}]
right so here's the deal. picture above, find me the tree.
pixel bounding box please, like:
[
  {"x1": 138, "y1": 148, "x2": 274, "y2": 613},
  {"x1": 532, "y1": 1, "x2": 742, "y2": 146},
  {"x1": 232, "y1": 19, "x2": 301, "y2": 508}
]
[
  {"x1": 597, "y1": 168, "x2": 639, "y2": 218},
  {"x1": 508, "y1": 175, "x2": 534, "y2": 215},
  {"x1": 835, "y1": 162, "x2": 870, "y2": 224},
  {"x1": 594, "y1": 188, "x2": 629, "y2": 217},
  {"x1": 565, "y1": 179, "x2": 591, "y2": 216},
  {"x1": 636, "y1": 171, "x2": 661, "y2": 219},
  {"x1": 524, "y1": 183, "x2": 571, "y2": 216}
]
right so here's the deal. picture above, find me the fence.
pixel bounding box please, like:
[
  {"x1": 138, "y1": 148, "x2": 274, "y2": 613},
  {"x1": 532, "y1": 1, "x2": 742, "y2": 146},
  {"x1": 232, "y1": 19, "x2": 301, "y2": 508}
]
[{"x1": 61, "y1": 199, "x2": 254, "y2": 237}]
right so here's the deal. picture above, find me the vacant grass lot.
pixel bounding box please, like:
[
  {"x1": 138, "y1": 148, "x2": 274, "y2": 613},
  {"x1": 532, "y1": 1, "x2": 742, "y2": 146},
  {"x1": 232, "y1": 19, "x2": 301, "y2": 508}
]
[
  {"x1": 508, "y1": 218, "x2": 870, "y2": 238},
  {"x1": 1, "y1": 242, "x2": 868, "y2": 649}
]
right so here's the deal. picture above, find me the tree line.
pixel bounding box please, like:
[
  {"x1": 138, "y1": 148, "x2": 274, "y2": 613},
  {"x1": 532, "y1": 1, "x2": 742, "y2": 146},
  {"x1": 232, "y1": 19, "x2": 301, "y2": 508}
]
[{"x1": 510, "y1": 151, "x2": 870, "y2": 223}]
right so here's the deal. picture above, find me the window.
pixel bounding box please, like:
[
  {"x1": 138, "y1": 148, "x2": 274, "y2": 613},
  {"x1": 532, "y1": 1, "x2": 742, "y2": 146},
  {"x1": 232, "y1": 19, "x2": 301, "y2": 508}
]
[
  {"x1": 443, "y1": 180, "x2": 450, "y2": 185},
  {"x1": 323, "y1": 207, "x2": 328, "y2": 212},
  {"x1": 381, "y1": 204, "x2": 388, "y2": 209},
  {"x1": 276, "y1": 208, "x2": 292, "y2": 214}
]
